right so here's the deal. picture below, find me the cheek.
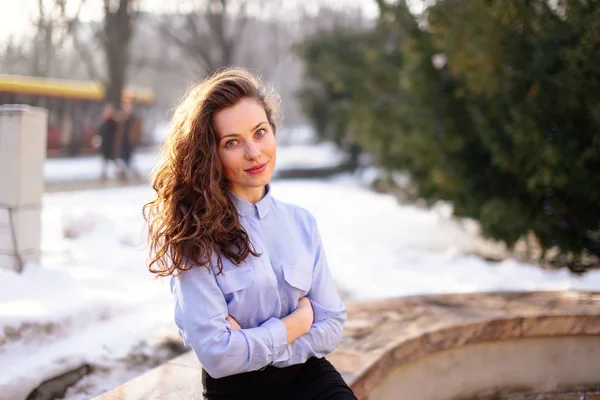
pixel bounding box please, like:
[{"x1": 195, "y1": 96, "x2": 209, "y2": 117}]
[
  {"x1": 218, "y1": 150, "x2": 242, "y2": 178},
  {"x1": 264, "y1": 135, "x2": 277, "y2": 157}
]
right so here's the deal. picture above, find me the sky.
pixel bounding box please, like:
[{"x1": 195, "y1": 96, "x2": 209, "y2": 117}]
[
  {"x1": 0, "y1": 0, "x2": 387, "y2": 45},
  {"x1": 0, "y1": 2, "x2": 33, "y2": 42}
]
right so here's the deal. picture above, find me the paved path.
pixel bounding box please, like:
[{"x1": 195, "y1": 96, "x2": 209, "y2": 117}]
[{"x1": 44, "y1": 176, "x2": 148, "y2": 193}]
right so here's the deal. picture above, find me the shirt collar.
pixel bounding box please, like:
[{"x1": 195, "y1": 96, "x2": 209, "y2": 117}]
[{"x1": 228, "y1": 184, "x2": 273, "y2": 219}]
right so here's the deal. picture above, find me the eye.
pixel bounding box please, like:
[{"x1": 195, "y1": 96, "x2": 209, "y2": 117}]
[
  {"x1": 225, "y1": 139, "x2": 237, "y2": 148},
  {"x1": 255, "y1": 128, "x2": 266, "y2": 138}
]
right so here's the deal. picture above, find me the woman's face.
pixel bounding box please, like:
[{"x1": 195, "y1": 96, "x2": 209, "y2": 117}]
[{"x1": 214, "y1": 97, "x2": 277, "y2": 202}]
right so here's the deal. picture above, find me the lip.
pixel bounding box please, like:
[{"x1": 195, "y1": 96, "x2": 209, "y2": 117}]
[{"x1": 245, "y1": 162, "x2": 268, "y2": 175}]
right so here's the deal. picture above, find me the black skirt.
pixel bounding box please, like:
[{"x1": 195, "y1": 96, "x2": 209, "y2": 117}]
[{"x1": 202, "y1": 357, "x2": 357, "y2": 400}]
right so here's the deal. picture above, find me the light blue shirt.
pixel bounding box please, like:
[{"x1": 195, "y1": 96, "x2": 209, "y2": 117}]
[{"x1": 170, "y1": 185, "x2": 347, "y2": 379}]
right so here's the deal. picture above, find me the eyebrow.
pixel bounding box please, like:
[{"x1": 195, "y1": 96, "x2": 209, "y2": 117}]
[{"x1": 219, "y1": 121, "x2": 268, "y2": 141}]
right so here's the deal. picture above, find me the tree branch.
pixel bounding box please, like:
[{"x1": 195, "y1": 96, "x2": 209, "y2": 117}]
[
  {"x1": 160, "y1": 13, "x2": 213, "y2": 72},
  {"x1": 68, "y1": 18, "x2": 103, "y2": 81}
]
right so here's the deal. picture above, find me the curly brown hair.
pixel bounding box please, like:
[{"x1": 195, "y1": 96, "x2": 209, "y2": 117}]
[{"x1": 143, "y1": 68, "x2": 280, "y2": 277}]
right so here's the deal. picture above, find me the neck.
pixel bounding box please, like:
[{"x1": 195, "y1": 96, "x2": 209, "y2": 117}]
[{"x1": 230, "y1": 185, "x2": 266, "y2": 204}]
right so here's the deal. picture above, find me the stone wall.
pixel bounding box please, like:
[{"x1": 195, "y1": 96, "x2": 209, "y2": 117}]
[
  {"x1": 330, "y1": 291, "x2": 600, "y2": 399},
  {"x1": 503, "y1": 392, "x2": 600, "y2": 400}
]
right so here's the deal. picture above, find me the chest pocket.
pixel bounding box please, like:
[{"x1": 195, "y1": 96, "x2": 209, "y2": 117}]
[
  {"x1": 216, "y1": 266, "x2": 255, "y2": 294},
  {"x1": 282, "y1": 264, "x2": 313, "y2": 293},
  {"x1": 215, "y1": 266, "x2": 255, "y2": 324}
]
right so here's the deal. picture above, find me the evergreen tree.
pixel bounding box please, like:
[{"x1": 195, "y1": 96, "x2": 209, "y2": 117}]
[{"x1": 297, "y1": 0, "x2": 600, "y2": 271}]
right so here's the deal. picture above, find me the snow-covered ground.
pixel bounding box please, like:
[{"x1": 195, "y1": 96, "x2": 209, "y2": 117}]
[
  {"x1": 3, "y1": 171, "x2": 600, "y2": 399},
  {"x1": 44, "y1": 142, "x2": 345, "y2": 183}
]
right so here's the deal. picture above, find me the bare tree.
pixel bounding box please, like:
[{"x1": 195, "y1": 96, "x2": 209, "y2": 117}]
[
  {"x1": 159, "y1": 0, "x2": 303, "y2": 84},
  {"x1": 101, "y1": 0, "x2": 135, "y2": 108},
  {"x1": 0, "y1": 0, "x2": 78, "y2": 77},
  {"x1": 63, "y1": 0, "x2": 137, "y2": 108},
  {"x1": 1, "y1": 0, "x2": 136, "y2": 106},
  {"x1": 160, "y1": 0, "x2": 249, "y2": 74},
  {"x1": 31, "y1": 0, "x2": 61, "y2": 76},
  {"x1": 0, "y1": 36, "x2": 30, "y2": 74},
  {"x1": 66, "y1": 4, "x2": 102, "y2": 81}
]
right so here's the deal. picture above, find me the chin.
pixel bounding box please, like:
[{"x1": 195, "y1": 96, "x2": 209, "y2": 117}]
[{"x1": 248, "y1": 174, "x2": 272, "y2": 187}]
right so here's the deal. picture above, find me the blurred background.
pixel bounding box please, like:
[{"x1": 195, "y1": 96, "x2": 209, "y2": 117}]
[{"x1": 0, "y1": 0, "x2": 599, "y2": 399}]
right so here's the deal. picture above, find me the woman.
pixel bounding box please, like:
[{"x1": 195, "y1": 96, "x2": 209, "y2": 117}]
[{"x1": 143, "y1": 68, "x2": 356, "y2": 400}]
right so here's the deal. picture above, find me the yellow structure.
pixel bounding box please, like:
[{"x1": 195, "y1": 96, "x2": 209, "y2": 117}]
[{"x1": 0, "y1": 74, "x2": 155, "y2": 105}]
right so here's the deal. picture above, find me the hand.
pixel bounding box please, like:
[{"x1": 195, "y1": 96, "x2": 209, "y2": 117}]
[
  {"x1": 297, "y1": 297, "x2": 314, "y2": 333},
  {"x1": 281, "y1": 296, "x2": 314, "y2": 344},
  {"x1": 297, "y1": 296, "x2": 312, "y2": 312},
  {"x1": 226, "y1": 315, "x2": 242, "y2": 331}
]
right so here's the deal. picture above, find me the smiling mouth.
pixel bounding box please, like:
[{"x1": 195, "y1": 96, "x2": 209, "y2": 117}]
[{"x1": 245, "y1": 162, "x2": 268, "y2": 174}]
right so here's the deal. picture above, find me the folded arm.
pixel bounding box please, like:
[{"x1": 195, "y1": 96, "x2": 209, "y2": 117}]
[
  {"x1": 273, "y1": 217, "x2": 347, "y2": 366},
  {"x1": 172, "y1": 265, "x2": 289, "y2": 378}
]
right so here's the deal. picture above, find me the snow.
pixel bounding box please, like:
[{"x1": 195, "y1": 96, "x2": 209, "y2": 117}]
[
  {"x1": 3, "y1": 163, "x2": 600, "y2": 399},
  {"x1": 0, "y1": 187, "x2": 174, "y2": 400},
  {"x1": 276, "y1": 178, "x2": 600, "y2": 298}
]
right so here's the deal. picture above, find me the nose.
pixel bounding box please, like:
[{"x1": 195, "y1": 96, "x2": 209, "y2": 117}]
[{"x1": 244, "y1": 141, "x2": 261, "y2": 161}]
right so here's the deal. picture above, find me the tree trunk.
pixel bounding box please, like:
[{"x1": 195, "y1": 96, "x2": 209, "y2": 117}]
[
  {"x1": 105, "y1": 41, "x2": 127, "y2": 108},
  {"x1": 102, "y1": 0, "x2": 133, "y2": 109}
]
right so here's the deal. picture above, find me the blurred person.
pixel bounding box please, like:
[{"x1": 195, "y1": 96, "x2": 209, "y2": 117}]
[
  {"x1": 118, "y1": 101, "x2": 142, "y2": 179},
  {"x1": 98, "y1": 103, "x2": 120, "y2": 180},
  {"x1": 143, "y1": 68, "x2": 356, "y2": 400}
]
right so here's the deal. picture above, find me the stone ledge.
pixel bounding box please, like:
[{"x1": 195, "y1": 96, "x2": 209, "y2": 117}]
[
  {"x1": 504, "y1": 392, "x2": 600, "y2": 399},
  {"x1": 335, "y1": 291, "x2": 600, "y2": 399},
  {"x1": 95, "y1": 291, "x2": 600, "y2": 400}
]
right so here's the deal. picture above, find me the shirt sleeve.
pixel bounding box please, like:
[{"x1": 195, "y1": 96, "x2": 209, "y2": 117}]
[
  {"x1": 171, "y1": 263, "x2": 288, "y2": 378},
  {"x1": 272, "y1": 216, "x2": 347, "y2": 366}
]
